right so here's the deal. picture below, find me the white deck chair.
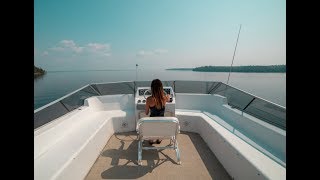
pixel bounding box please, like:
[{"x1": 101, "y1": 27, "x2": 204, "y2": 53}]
[{"x1": 136, "y1": 117, "x2": 181, "y2": 165}]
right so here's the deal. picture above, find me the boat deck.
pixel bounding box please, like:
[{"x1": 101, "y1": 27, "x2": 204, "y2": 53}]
[{"x1": 85, "y1": 131, "x2": 231, "y2": 180}]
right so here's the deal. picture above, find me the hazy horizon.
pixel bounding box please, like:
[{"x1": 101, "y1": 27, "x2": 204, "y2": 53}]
[
  {"x1": 34, "y1": 70, "x2": 286, "y2": 109},
  {"x1": 35, "y1": 0, "x2": 286, "y2": 71}
]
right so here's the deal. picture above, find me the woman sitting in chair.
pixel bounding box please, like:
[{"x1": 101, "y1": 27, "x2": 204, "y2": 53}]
[{"x1": 145, "y1": 79, "x2": 171, "y2": 144}]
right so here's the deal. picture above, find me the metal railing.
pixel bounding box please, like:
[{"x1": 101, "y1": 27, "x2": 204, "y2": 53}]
[{"x1": 34, "y1": 80, "x2": 286, "y2": 130}]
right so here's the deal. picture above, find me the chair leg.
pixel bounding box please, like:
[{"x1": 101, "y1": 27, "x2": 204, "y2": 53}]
[
  {"x1": 174, "y1": 139, "x2": 181, "y2": 165},
  {"x1": 170, "y1": 136, "x2": 174, "y2": 145},
  {"x1": 173, "y1": 136, "x2": 176, "y2": 147},
  {"x1": 138, "y1": 140, "x2": 142, "y2": 165}
]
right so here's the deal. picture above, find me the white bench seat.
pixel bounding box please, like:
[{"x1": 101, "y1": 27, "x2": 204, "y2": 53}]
[
  {"x1": 35, "y1": 95, "x2": 136, "y2": 180},
  {"x1": 175, "y1": 109, "x2": 286, "y2": 180},
  {"x1": 34, "y1": 109, "x2": 129, "y2": 180}
]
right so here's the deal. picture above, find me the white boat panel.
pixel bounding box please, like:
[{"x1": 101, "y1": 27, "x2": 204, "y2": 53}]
[{"x1": 34, "y1": 91, "x2": 285, "y2": 180}]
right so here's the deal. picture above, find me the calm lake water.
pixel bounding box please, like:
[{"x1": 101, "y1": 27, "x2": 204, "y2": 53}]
[{"x1": 34, "y1": 69, "x2": 286, "y2": 110}]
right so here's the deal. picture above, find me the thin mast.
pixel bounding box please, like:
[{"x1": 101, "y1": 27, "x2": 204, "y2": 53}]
[
  {"x1": 136, "y1": 64, "x2": 138, "y2": 81},
  {"x1": 226, "y1": 24, "x2": 242, "y2": 85}
]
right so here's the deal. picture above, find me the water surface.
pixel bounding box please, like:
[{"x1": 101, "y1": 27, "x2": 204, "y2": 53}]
[{"x1": 34, "y1": 69, "x2": 286, "y2": 109}]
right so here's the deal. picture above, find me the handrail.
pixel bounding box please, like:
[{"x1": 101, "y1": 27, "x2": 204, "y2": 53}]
[
  {"x1": 34, "y1": 80, "x2": 286, "y2": 130},
  {"x1": 34, "y1": 84, "x2": 91, "y2": 113},
  {"x1": 243, "y1": 97, "x2": 256, "y2": 111},
  {"x1": 219, "y1": 82, "x2": 286, "y2": 109}
]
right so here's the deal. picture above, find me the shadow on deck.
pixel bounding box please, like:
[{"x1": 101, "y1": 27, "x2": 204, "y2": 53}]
[{"x1": 85, "y1": 132, "x2": 231, "y2": 180}]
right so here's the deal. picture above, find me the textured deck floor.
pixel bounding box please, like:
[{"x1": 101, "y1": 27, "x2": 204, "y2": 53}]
[{"x1": 85, "y1": 132, "x2": 231, "y2": 180}]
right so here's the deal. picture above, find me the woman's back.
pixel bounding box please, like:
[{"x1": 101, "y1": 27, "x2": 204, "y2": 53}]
[
  {"x1": 149, "y1": 105, "x2": 165, "y2": 117},
  {"x1": 148, "y1": 97, "x2": 166, "y2": 117}
]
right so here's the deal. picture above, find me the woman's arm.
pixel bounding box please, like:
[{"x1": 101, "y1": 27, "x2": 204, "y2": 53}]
[{"x1": 166, "y1": 94, "x2": 171, "y2": 102}]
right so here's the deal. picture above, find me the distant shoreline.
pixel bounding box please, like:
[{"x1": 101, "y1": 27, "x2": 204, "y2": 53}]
[
  {"x1": 166, "y1": 65, "x2": 286, "y2": 73},
  {"x1": 34, "y1": 65, "x2": 46, "y2": 78},
  {"x1": 166, "y1": 68, "x2": 194, "y2": 71}
]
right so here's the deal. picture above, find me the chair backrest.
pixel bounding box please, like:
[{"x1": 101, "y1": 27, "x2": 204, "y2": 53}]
[{"x1": 137, "y1": 117, "x2": 179, "y2": 139}]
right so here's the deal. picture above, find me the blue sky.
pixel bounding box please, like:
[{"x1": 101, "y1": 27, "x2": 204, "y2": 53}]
[{"x1": 34, "y1": 0, "x2": 285, "y2": 71}]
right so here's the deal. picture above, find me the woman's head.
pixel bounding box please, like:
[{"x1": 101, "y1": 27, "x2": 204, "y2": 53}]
[
  {"x1": 151, "y1": 79, "x2": 165, "y2": 108},
  {"x1": 151, "y1": 79, "x2": 163, "y2": 93}
]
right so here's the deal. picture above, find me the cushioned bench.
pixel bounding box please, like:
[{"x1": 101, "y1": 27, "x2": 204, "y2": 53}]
[
  {"x1": 175, "y1": 109, "x2": 286, "y2": 180},
  {"x1": 34, "y1": 95, "x2": 135, "y2": 180}
]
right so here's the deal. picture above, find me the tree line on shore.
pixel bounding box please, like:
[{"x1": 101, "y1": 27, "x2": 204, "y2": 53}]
[
  {"x1": 34, "y1": 65, "x2": 46, "y2": 77},
  {"x1": 167, "y1": 65, "x2": 286, "y2": 72},
  {"x1": 193, "y1": 65, "x2": 285, "y2": 72}
]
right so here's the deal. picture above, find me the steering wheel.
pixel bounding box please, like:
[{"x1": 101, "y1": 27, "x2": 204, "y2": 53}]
[
  {"x1": 143, "y1": 89, "x2": 152, "y2": 100},
  {"x1": 143, "y1": 89, "x2": 168, "y2": 100}
]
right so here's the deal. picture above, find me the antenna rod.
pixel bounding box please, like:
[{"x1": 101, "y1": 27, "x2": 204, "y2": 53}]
[
  {"x1": 136, "y1": 64, "x2": 138, "y2": 81},
  {"x1": 226, "y1": 24, "x2": 242, "y2": 85}
]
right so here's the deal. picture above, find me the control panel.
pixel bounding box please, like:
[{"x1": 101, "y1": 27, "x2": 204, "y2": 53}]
[{"x1": 136, "y1": 87, "x2": 173, "y2": 104}]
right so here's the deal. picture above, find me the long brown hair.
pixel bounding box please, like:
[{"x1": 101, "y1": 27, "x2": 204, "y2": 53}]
[{"x1": 151, "y1": 79, "x2": 166, "y2": 109}]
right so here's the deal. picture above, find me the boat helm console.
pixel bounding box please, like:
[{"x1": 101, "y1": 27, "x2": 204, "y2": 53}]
[{"x1": 135, "y1": 86, "x2": 176, "y2": 124}]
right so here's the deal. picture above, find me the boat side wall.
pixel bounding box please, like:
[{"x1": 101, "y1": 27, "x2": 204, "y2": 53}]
[
  {"x1": 175, "y1": 93, "x2": 285, "y2": 179},
  {"x1": 175, "y1": 93, "x2": 286, "y2": 164},
  {"x1": 34, "y1": 94, "x2": 136, "y2": 180}
]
